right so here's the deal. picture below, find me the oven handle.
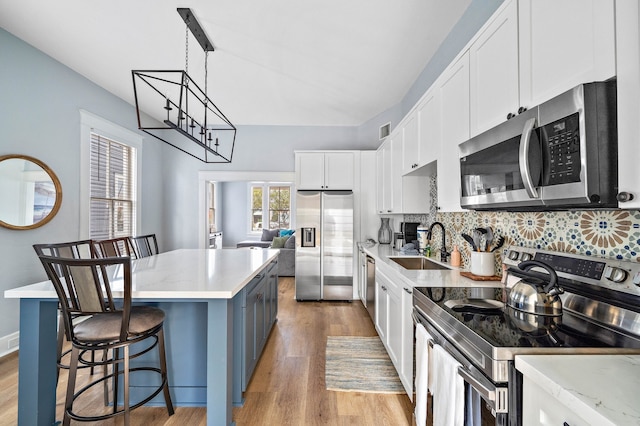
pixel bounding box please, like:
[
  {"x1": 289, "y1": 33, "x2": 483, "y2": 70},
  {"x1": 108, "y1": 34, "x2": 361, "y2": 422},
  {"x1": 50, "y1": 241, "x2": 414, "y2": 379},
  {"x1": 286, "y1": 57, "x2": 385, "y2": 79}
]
[
  {"x1": 519, "y1": 117, "x2": 539, "y2": 199},
  {"x1": 458, "y1": 366, "x2": 495, "y2": 403}
]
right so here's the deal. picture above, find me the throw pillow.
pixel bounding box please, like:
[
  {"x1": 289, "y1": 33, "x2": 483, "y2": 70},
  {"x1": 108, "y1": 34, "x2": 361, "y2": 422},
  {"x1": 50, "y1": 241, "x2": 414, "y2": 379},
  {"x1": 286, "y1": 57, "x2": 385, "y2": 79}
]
[
  {"x1": 284, "y1": 234, "x2": 296, "y2": 249},
  {"x1": 261, "y1": 228, "x2": 280, "y2": 241},
  {"x1": 279, "y1": 229, "x2": 294, "y2": 237},
  {"x1": 271, "y1": 236, "x2": 289, "y2": 248}
]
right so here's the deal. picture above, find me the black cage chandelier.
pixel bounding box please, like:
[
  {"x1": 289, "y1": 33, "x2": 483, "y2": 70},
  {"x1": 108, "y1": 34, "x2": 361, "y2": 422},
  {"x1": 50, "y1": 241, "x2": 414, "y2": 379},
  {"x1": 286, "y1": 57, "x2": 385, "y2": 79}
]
[{"x1": 132, "y1": 8, "x2": 236, "y2": 163}]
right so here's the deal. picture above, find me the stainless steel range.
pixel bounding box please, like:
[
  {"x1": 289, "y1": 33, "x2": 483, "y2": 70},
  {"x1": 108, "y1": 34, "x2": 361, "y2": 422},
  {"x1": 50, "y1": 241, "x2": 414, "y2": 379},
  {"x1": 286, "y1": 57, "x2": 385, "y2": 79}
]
[{"x1": 413, "y1": 245, "x2": 640, "y2": 425}]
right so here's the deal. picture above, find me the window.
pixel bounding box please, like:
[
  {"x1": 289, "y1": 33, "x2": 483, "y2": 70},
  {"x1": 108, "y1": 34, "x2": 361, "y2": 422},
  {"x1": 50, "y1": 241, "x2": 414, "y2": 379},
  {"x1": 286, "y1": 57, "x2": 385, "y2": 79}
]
[
  {"x1": 250, "y1": 183, "x2": 291, "y2": 232},
  {"x1": 89, "y1": 133, "x2": 136, "y2": 239}
]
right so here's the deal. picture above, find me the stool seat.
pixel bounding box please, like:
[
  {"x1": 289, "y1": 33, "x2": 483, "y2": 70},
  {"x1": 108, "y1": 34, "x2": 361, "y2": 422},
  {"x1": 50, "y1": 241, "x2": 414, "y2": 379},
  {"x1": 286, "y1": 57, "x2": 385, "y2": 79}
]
[{"x1": 75, "y1": 306, "x2": 165, "y2": 343}]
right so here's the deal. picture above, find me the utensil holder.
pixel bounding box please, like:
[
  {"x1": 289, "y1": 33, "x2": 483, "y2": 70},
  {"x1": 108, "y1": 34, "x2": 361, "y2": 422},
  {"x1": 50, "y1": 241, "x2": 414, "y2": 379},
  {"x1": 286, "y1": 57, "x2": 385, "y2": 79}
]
[{"x1": 470, "y1": 252, "x2": 495, "y2": 276}]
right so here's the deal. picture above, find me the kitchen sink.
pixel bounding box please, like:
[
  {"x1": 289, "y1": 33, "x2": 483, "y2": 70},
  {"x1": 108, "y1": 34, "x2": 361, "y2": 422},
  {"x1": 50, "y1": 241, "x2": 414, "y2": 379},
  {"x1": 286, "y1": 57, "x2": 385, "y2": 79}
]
[{"x1": 388, "y1": 256, "x2": 450, "y2": 270}]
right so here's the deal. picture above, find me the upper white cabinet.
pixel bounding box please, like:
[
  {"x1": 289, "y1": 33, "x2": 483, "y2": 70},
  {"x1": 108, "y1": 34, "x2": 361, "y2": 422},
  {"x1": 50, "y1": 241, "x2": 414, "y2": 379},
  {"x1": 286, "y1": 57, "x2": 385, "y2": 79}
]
[
  {"x1": 437, "y1": 51, "x2": 469, "y2": 212},
  {"x1": 469, "y1": 0, "x2": 519, "y2": 137},
  {"x1": 416, "y1": 87, "x2": 441, "y2": 168},
  {"x1": 470, "y1": 0, "x2": 616, "y2": 138},
  {"x1": 295, "y1": 152, "x2": 354, "y2": 190},
  {"x1": 400, "y1": 111, "x2": 419, "y2": 174},
  {"x1": 518, "y1": 0, "x2": 616, "y2": 109}
]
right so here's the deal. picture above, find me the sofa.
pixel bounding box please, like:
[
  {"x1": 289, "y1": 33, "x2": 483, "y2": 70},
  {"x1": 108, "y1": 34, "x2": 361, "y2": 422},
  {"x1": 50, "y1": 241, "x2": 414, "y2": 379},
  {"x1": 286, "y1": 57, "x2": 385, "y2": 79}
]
[{"x1": 236, "y1": 229, "x2": 295, "y2": 277}]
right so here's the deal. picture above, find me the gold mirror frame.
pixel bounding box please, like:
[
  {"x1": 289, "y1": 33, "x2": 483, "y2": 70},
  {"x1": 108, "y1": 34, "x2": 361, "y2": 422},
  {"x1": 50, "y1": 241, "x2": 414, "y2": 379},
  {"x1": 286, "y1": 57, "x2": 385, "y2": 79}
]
[{"x1": 0, "y1": 154, "x2": 63, "y2": 230}]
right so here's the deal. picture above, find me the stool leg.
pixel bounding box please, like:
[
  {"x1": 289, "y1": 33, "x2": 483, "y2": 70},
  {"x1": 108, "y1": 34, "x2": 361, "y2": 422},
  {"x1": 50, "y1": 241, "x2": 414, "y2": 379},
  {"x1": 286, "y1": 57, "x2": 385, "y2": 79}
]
[
  {"x1": 102, "y1": 349, "x2": 109, "y2": 406},
  {"x1": 63, "y1": 345, "x2": 80, "y2": 426},
  {"x1": 56, "y1": 315, "x2": 64, "y2": 382},
  {"x1": 113, "y1": 347, "x2": 120, "y2": 414},
  {"x1": 158, "y1": 328, "x2": 174, "y2": 415},
  {"x1": 123, "y1": 345, "x2": 130, "y2": 426}
]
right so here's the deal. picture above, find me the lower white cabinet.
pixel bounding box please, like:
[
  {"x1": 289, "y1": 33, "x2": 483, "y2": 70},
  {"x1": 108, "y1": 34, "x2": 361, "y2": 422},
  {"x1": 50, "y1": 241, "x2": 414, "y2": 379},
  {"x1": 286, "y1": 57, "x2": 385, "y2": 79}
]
[
  {"x1": 522, "y1": 376, "x2": 590, "y2": 426},
  {"x1": 375, "y1": 264, "x2": 414, "y2": 400}
]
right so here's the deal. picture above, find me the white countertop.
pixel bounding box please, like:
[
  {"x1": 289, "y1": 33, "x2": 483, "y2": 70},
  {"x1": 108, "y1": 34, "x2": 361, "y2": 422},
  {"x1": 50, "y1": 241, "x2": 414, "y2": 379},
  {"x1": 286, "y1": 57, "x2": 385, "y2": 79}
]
[
  {"x1": 360, "y1": 242, "x2": 503, "y2": 289},
  {"x1": 5, "y1": 248, "x2": 280, "y2": 300},
  {"x1": 516, "y1": 355, "x2": 640, "y2": 425}
]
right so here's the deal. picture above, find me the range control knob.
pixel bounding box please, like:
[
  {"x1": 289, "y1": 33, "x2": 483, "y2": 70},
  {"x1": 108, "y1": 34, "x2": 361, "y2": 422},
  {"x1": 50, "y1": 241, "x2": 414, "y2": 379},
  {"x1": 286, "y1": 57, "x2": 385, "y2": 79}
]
[
  {"x1": 520, "y1": 252, "x2": 533, "y2": 262},
  {"x1": 507, "y1": 250, "x2": 520, "y2": 261},
  {"x1": 633, "y1": 272, "x2": 640, "y2": 287},
  {"x1": 604, "y1": 266, "x2": 628, "y2": 283}
]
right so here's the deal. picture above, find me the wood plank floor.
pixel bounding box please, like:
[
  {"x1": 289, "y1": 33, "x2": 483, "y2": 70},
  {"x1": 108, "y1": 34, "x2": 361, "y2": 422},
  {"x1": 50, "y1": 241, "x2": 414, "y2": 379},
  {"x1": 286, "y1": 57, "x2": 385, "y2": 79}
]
[{"x1": 0, "y1": 277, "x2": 413, "y2": 425}]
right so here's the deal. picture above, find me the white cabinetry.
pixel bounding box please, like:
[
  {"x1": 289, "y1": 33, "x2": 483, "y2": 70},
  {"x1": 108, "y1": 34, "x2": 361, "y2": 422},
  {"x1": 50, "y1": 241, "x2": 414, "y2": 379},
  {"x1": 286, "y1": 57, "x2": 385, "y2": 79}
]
[
  {"x1": 437, "y1": 52, "x2": 469, "y2": 212},
  {"x1": 518, "y1": 0, "x2": 615, "y2": 109},
  {"x1": 376, "y1": 138, "x2": 395, "y2": 214},
  {"x1": 295, "y1": 151, "x2": 354, "y2": 190},
  {"x1": 374, "y1": 267, "x2": 401, "y2": 368},
  {"x1": 401, "y1": 111, "x2": 419, "y2": 174},
  {"x1": 399, "y1": 285, "x2": 414, "y2": 401},
  {"x1": 469, "y1": 0, "x2": 519, "y2": 137},
  {"x1": 522, "y1": 376, "x2": 590, "y2": 426},
  {"x1": 616, "y1": 0, "x2": 640, "y2": 208},
  {"x1": 416, "y1": 87, "x2": 441, "y2": 168}
]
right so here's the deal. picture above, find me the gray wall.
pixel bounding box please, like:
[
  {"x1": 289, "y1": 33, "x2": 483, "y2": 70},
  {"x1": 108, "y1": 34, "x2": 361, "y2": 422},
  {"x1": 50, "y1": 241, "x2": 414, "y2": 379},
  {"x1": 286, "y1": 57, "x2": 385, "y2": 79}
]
[{"x1": 0, "y1": 0, "x2": 504, "y2": 342}]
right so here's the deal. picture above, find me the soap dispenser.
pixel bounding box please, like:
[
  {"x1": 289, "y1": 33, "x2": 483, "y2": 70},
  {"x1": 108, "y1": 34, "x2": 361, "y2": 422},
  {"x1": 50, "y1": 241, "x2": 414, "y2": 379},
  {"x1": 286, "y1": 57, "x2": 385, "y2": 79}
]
[{"x1": 451, "y1": 245, "x2": 461, "y2": 267}]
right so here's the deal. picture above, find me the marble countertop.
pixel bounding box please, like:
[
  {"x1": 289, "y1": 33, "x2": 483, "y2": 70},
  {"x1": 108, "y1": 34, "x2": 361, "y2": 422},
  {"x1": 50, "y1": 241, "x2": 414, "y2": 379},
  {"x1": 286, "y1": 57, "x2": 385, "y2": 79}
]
[
  {"x1": 360, "y1": 242, "x2": 503, "y2": 289},
  {"x1": 5, "y1": 248, "x2": 280, "y2": 300},
  {"x1": 516, "y1": 355, "x2": 640, "y2": 425}
]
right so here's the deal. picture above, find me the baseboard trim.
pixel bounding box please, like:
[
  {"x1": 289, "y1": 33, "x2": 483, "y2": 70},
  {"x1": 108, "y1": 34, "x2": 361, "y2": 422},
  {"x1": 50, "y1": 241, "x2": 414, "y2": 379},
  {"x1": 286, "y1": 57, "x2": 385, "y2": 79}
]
[{"x1": 0, "y1": 331, "x2": 19, "y2": 358}]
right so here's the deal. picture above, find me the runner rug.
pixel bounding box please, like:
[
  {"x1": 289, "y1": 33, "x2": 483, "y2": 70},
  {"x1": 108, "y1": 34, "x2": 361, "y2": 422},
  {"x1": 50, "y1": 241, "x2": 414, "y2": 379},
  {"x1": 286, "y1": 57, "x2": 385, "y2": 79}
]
[{"x1": 325, "y1": 336, "x2": 405, "y2": 393}]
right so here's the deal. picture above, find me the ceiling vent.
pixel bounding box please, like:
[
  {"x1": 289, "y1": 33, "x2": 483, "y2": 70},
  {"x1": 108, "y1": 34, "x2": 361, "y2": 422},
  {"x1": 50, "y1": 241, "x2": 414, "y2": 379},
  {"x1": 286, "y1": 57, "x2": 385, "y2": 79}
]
[{"x1": 379, "y1": 122, "x2": 391, "y2": 140}]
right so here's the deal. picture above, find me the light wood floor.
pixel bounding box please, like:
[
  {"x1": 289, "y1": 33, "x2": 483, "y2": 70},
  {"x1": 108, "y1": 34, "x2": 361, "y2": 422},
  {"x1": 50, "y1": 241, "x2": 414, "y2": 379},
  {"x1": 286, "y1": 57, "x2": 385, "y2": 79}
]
[{"x1": 0, "y1": 277, "x2": 413, "y2": 425}]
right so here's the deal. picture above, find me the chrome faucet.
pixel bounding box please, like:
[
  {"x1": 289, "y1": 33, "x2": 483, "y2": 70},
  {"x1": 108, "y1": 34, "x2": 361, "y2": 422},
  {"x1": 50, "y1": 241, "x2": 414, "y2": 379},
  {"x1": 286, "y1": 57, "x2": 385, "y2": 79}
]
[{"x1": 427, "y1": 221, "x2": 449, "y2": 262}]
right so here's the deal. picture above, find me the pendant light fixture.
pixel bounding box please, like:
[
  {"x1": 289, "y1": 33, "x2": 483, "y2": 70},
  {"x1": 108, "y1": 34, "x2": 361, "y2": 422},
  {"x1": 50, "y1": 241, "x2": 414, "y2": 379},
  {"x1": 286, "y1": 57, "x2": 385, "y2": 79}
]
[{"x1": 132, "y1": 8, "x2": 236, "y2": 163}]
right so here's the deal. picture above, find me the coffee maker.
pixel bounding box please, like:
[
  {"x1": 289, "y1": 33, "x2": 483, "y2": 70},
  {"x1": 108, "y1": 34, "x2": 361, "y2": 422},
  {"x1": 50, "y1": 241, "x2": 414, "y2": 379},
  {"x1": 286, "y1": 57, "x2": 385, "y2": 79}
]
[{"x1": 400, "y1": 222, "x2": 420, "y2": 246}]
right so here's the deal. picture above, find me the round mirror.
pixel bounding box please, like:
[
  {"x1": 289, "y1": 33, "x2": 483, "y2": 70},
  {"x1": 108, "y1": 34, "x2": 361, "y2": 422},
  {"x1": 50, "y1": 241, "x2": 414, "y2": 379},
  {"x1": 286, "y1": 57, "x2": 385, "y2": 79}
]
[{"x1": 0, "y1": 154, "x2": 62, "y2": 230}]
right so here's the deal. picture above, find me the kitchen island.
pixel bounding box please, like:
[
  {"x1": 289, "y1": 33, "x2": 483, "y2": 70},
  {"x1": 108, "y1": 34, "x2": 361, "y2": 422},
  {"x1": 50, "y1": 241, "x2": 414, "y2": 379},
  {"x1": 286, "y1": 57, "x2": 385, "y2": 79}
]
[{"x1": 4, "y1": 247, "x2": 280, "y2": 426}]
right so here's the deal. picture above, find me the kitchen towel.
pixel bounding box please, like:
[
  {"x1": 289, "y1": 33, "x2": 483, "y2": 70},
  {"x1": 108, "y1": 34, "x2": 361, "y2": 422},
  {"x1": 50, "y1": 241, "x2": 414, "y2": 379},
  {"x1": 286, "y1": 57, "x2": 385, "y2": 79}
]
[
  {"x1": 465, "y1": 385, "x2": 482, "y2": 426},
  {"x1": 414, "y1": 324, "x2": 432, "y2": 426},
  {"x1": 431, "y1": 344, "x2": 465, "y2": 426}
]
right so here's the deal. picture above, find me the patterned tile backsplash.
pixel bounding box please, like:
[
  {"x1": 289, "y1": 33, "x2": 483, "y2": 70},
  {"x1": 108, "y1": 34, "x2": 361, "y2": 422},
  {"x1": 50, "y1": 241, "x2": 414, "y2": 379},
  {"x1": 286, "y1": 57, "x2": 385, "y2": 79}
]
[{"x1": 404, "y1": 178, "x2": 640, "y2": 274}]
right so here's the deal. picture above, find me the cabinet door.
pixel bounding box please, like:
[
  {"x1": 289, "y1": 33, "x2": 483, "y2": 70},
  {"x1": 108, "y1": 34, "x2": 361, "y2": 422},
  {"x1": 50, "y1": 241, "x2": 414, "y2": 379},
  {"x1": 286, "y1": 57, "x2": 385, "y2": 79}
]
[
  {"x1": 469, "y1": 0, "x2": 519, "y2": 137},
  {"x1": 417, "y1": 88, "x2": 441, "y2": 166},
  {"x1": 389, "y1": 133, "x2": 403, "y2": 213},
  {"x1": 519, "y1": 0, "x2": 616, "y2": 109},
  {"x1": 399, "y1": 286, "x2": 414, "y2": 401},
  {"x1": 375, "y1": 273, "x2": 388, "y2": 341},
  {"x1": 386, "y1": 281, "x2": 402, "y2": 368},
  {"x1": 324, "y1": 152, "x2": 354, "y2": 189},
  {"x1": 401, "y1": 112, "x2": 419, "y2": 174},
  {"x1": 296, "y1": 152, "x2": 325, "y2": 189},
  {"x1": 376, "y1": 145, "x2": 385, "y2": 214},
  {"x1": 438, "y1": 52, "x2": 469, "y2": 212},
  {"x1": 522, "y1": 376, "x2": 590, "y2": 426}
]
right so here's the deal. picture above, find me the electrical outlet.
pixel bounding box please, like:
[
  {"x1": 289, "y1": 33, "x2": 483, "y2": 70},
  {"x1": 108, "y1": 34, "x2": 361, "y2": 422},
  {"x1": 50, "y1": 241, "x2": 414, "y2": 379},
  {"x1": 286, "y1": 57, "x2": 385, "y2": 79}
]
[{"x1": 8, "y1": 337, "x2": 19, "y2": 349}]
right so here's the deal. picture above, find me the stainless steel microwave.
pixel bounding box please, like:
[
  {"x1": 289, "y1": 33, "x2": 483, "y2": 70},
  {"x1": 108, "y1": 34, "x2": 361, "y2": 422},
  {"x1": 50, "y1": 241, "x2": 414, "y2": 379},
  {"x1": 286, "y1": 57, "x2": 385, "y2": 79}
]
[{"x1": 459, "y1": 81, "x2": 618, "y2": 211}]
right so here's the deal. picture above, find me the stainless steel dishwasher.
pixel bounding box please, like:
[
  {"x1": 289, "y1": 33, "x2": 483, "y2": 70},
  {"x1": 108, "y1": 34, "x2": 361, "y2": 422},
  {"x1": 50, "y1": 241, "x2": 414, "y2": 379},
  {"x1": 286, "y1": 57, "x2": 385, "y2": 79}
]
[{"x1": 365, "y1": 255, "x2": 375, "y2": 321}]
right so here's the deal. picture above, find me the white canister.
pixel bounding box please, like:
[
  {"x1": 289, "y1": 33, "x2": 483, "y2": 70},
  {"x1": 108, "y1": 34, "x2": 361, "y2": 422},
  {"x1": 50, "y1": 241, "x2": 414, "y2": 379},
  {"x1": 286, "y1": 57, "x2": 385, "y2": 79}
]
[
  {"x1": 470, "y1": 252, "x2": 495, "y2": 276},
  {"x1": 416, "y1": 226, "x2": 429, "y2": 252}
]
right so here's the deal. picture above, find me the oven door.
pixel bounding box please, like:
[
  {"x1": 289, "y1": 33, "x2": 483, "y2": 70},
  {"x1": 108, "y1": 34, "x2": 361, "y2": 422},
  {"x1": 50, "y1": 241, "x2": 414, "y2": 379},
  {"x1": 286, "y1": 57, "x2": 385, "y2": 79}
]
[{"x1": 413, "y1": 307, "x2": 512, "y2": 425}]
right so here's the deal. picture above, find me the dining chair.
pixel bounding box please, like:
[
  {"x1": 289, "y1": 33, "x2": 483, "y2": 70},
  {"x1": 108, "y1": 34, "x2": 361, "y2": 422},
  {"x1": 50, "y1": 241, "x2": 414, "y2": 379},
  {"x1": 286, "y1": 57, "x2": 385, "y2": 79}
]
[
  {"x1": 35, "y1": 254, "x2": 174, "y2": 425},
  {"x1": 130, "y1": 234, "x2": 159, "y2": 258},
  {"x1": 93, "y1": 236, "x2": 137, "y2": 259},
  {"x1": 32, "y1": 240, "x2": 97, "y2": 379}
]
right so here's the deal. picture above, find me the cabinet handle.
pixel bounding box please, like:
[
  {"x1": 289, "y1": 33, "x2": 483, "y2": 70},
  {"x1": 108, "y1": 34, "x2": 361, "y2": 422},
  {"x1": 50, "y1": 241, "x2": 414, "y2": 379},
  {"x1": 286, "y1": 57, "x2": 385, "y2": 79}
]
[
  {"x1": 617, "y1": 192, "x2": 635, "y2": 202},
  {"x1": 387, "y1": 210, "x2": 392, "y2": 213},
  {"x1": 403, "y1": 287, "x2": 412, "y2": 294},
  {"x1": 563, "y1": 423, "x2": 570, "y2": 426},
  {"x1": 518, "y1": 106, "x2": 527, "y2": 114},
  {"x1": 381, "y1": 285, "x2": 387, "y2": 291},
  {"x1": 507, "y1": 112, "x2": 516, "y2": 120}
]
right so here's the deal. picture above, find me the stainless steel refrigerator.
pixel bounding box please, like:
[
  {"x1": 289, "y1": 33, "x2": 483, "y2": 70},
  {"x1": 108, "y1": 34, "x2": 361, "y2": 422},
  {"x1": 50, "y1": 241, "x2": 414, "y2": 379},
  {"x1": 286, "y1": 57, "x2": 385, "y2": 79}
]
[{"x1": 295, "y1": 191, "x2": 354, "y2": 301}]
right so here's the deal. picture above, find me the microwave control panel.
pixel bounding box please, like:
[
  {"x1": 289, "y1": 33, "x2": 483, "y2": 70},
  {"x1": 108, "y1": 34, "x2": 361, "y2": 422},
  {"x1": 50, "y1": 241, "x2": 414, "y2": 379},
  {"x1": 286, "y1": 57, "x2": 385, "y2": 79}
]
[{"x1": 541, "y1": 112, "x2": 581, "y2": 186}]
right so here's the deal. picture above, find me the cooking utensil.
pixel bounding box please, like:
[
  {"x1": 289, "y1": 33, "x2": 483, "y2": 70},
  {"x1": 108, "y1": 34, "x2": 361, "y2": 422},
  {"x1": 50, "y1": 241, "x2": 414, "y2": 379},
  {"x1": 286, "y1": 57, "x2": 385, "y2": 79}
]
[
  {"x1": 472, "y1": 229, "x2": 483, "y2": 252},
  {"x1": 490, "y1": 236, "x2": 505, "y2": 252},
  {"x1": 461, "y1": 233, "x2": 477, "y2": 251},
  {"x1": 485, "y1": 227, "x2": 494, "y2": 251},
  {"x1": 507, "y1": 260, "x2": 563, "y2": 316}
]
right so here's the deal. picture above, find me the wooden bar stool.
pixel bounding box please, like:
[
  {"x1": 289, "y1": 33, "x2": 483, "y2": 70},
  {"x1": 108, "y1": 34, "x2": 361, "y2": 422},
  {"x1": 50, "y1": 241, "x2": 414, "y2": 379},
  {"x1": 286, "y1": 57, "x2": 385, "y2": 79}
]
[
  {"x1": 130, "y1": 234, "x2": 159, "y2": 258},
  {"x1": 36, "y1": 254, "x2": 174, "y2": 425},
  {"x1": 94, "y1": 236, "x2": 137, "y2": 259}
]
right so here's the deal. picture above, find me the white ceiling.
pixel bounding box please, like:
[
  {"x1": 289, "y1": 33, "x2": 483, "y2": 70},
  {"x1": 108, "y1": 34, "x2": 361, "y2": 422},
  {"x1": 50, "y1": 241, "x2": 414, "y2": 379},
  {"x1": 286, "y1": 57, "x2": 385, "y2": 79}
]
[{"x1": 0, "y1": 0, "x2": 471, "y2": 126}]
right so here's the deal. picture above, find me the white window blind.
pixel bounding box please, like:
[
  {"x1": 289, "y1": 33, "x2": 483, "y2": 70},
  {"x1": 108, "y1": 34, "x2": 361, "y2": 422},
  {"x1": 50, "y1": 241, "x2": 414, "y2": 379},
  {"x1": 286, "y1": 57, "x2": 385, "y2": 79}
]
[{"x1": 90, "y1": 133, "x2": 136, "y2": 240}]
